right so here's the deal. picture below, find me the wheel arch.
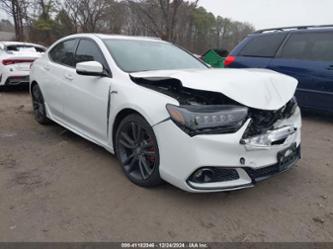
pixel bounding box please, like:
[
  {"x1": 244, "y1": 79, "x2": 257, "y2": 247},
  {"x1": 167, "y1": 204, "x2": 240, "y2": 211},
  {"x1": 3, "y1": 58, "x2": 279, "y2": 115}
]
[
  {"x1": 30, "y1": 80, "x2": 38, "y2": 94},
  {"x1": 112, "y1": 108, "x2": 145, "y2": 148}
]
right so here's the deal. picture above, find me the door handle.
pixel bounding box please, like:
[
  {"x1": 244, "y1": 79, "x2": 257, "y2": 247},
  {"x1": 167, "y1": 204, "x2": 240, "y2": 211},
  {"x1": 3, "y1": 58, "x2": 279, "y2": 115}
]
[
  {"x1": 43, "y1": 65, "x2": 50, "y2": 71},
  {"x1": 64, "y1": 74, "x2": 74, "y2": 81}
]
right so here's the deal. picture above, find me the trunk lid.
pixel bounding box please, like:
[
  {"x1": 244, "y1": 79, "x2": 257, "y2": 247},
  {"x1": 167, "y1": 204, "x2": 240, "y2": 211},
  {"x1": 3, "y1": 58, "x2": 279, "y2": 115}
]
[{"x1": 2, "y1": 52, "x2": 43, "y2": 71}]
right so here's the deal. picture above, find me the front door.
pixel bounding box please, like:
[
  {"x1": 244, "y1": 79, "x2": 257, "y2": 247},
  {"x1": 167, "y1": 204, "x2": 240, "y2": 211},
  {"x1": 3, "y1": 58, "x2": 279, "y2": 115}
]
[{"x1": 62, "y1": 39, "x2": 112, "y2": 143}]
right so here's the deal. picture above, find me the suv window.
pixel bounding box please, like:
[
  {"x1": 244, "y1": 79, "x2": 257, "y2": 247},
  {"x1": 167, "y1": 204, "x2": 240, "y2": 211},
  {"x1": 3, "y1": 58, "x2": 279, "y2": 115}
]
[
  {"x1": 75, "y1": 39, "x2": 107, "y2": 68},
  {"x1": 49, "y1": 39, "x2": 77, "y2": 67},
  {"x1": 239, "y1": 33, "x2": 286, "y2": 57},
  {"x1": 280, "y1": 32, "x2": 333, "y2": 61}
]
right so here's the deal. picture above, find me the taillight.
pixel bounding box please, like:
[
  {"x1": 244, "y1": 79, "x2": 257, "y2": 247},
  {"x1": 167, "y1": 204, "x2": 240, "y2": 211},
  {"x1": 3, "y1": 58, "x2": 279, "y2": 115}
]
[
  {"x1": 224, "y1": 55, "x2": 236, "y2": 67},
  {"x1": 2, "y1": 59, "x2": 34, "y2": 65},
  {"x1": 2, "y1": 59, "x2": 14, "y2": 65}
]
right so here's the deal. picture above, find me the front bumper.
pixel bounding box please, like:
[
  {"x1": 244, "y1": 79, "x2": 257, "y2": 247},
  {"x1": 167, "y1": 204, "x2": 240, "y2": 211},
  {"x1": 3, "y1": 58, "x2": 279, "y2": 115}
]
[{"x1": 153, "y1": 108, "x2": 302, "y2": 193}]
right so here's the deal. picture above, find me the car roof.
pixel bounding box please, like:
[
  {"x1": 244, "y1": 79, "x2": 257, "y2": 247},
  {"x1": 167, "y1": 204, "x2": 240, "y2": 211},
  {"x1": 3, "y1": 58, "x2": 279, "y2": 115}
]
[
  {"x1": 252, "y1": 25, "x2": 333, "y2": 36},
  {"x1": 62, "y1": 33, "x2": 165, "y2": 43},
  {"x1": 0, "y1": 41, "x2": 46, "y2": 48}
]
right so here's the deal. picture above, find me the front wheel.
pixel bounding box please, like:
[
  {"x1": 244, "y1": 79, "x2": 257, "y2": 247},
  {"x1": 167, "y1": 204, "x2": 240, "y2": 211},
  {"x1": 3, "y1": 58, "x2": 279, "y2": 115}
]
[
  {"x1": 31, "y1": 84, "x2": 50, "y2": 125},
  {"x1": 115, "y1": 114, "x2": 163, "y2": 187}
]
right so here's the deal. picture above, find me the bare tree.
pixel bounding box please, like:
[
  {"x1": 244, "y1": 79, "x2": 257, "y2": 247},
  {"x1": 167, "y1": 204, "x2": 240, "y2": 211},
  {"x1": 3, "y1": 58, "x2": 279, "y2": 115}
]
[
  {"x1": 1, "y1": 0, "x2": 254, "y2": 50},
  {"x1": 0, "y1": 0, "x2": 29, "y2": 40},
  {"x1": 127, "y1": 0, "x2": 185, "y2": 41},
  {"x1": 63, "y1": 0, "x2": 80, "y2": 32},
  {"x1": 64, "y1": 0, "x2": 110, "y2": 33}
]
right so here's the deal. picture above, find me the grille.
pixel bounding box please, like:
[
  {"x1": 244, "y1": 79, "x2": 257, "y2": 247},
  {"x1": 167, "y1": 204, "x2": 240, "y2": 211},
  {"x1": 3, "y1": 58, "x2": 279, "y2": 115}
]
[
  {"x1": 245, "y1": 164, "x2": 280, "y2": 181},
  {"x1": 214, "y1": 168, "x2": 240, "y2": 182}
]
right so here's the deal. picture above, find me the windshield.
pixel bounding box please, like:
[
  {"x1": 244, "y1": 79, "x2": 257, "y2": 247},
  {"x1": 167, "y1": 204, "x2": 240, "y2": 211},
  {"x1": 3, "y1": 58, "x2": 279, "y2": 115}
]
[{"x1": 103, "y1": 39, "x2": 207, "y2": 73}]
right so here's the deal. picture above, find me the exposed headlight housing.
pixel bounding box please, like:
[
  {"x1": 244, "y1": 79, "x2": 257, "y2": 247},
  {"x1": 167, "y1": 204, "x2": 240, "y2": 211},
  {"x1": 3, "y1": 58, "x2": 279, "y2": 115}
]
[
  {"x1": 283, "y1": 96, "x2": 298, "y2": 118},
  {"x1": 166, "y1": 104, "x2": 248, "y2": 136}
]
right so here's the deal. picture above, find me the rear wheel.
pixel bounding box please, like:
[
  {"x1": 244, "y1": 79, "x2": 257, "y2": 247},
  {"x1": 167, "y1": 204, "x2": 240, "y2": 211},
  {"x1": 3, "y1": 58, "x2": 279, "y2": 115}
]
[
  {"x1": 115, "y1": 114, "x2": 163, "y2": 187},
  {"x1": 31, "y1": 84, "x2": 50, "y2": 125}
]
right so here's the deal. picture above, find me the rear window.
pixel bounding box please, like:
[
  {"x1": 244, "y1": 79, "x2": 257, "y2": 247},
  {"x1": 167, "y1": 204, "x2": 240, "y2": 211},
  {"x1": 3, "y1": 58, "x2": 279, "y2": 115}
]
[
  {"x1": 239, "y1": 33, "x2": 286, "y2": 57},
  {"x1": 49, "y1": 39, "x2": 77, "y2": 67},
  {"x1": 279, "y1": 32, "x2": 333, "y2": 61},
  {"x1": 6, "y1": 45, "x2": 45, "y2": 53}
]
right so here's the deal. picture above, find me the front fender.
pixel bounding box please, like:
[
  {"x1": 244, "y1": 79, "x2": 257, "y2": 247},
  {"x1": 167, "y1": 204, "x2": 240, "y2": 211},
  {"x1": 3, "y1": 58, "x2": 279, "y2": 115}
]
[{"x1": 107, "y1": 81, "x2": 179, "y2": 146}]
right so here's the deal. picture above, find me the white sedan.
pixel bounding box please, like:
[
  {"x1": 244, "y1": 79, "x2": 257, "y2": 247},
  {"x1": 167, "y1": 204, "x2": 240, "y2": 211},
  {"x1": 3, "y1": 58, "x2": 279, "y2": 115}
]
[
  {"x1": 29, "y1": 34, "x2": 302, "y2": 192},
  {"x1": 0, "y1": 41, "x2": 46, "y2": 87}
]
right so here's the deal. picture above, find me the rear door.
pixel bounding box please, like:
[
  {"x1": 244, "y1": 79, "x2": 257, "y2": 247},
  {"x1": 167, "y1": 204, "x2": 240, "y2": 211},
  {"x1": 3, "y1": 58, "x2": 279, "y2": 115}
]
[
  {"x1": 230, "y1": 33, "x2": 287, "y2": 68},
  {"x1": 269, "y1": 31, "x2": 333, "y2": 112},
  {"x1": 42, "y1": 38, "x2": 78, "y2": 119}
]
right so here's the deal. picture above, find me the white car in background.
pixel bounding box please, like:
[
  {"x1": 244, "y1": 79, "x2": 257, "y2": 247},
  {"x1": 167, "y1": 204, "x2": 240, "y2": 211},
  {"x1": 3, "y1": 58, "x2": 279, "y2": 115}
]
[
  {"x1": 0, "y1": 41, "x2": 46, "y2": 87},
  {"x1": 29, "y1": 34, "x2": 302, "y2": 192}
]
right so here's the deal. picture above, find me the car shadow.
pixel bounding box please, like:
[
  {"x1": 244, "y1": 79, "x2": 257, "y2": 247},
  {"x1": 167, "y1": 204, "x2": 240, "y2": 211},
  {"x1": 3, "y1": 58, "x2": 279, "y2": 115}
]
[
  {"x1": 301, "y1": 109, "x2": 333, "y2": 123},
  {"x1": 49, "y1": 125, "x2": 237, "y2": 198},
  {"x1": 0, "y1": 84, "x2": 30, "y2": 93}
]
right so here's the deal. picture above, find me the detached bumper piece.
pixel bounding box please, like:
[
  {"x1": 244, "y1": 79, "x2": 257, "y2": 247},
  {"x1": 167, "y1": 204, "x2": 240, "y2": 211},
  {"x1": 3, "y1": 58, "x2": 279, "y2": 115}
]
[{"x1": 5, "y1": 76, "x2": 29, "y2": 86}]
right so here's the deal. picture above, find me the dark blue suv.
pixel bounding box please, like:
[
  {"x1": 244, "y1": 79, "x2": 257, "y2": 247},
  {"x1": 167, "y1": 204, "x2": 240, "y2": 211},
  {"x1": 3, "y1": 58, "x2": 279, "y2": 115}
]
[{"x1": 225, "y1": 25, "x2": 333, "y2": 113}]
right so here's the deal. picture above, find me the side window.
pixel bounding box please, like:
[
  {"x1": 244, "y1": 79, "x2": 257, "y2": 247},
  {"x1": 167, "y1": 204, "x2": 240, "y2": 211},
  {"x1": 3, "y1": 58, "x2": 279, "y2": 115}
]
[
  {"x1": 239, "y1": 33, "x2": 286, "y2": 57},
  {"x1": 49, "y1": 39, "x2": 77, "y2": 67},
  {"x1": 279, "y1": 35, "x2": 307, "y2": 60},
  {"x1": 75, "y1": 39, "x2": 107, "y2": 68},
  {"x1": 280, "y1": 32, "x2": 333, "y2": 61},
  {"x1": 35, "y1": 46, "x2": 46, "y2": 53},
  {"x1": 312, "y1": 37, "x2": 333, "y2": 61}
]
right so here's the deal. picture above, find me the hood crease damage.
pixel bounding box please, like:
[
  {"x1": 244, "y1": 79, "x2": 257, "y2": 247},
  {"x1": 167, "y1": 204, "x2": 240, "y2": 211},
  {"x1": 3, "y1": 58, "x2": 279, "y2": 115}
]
[
  {"x1": 130, "y1": 69, "x2": 298, "y2": 138},
  {"x1": 130, "y1": 68, "x2": 298, "y2": 110}
]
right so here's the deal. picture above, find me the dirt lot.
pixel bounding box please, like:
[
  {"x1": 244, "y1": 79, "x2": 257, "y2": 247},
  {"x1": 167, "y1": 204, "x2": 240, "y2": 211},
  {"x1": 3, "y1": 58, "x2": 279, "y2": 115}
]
[{"x1": 0, "y1": 87, "x2": 332, "y2": 242}]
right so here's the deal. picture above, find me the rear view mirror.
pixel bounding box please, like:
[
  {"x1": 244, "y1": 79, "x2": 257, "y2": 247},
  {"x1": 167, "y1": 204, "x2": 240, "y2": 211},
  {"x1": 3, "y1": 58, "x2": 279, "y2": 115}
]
[{"x1": 76, "y1": 61, "x2": 105, "y2": 77}]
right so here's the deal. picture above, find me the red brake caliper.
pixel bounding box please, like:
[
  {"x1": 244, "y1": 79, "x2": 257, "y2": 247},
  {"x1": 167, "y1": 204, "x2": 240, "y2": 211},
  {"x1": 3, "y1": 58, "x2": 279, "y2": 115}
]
[{"x1": 146, "y1": 137, "x2": 156, "y2": 165}]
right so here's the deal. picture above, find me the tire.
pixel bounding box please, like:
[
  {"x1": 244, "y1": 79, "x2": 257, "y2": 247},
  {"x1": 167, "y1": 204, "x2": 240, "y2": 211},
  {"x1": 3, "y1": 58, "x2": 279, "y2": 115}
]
[
  {"x1": 115, "y1": 114, "x2": 163, "y2": 187},
  {"x1": 31, "y1": 84, "x2": 50, "y2": 125}
]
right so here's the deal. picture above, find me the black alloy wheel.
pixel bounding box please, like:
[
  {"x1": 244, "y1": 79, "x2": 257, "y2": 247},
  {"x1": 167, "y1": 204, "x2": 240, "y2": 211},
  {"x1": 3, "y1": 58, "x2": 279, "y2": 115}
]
[
  {"x1": 31, "y1": 84, "x2": 50, "y2": 125},
  {"x1": 115, "y1": 114, "x2": 163, "y2": 187}
]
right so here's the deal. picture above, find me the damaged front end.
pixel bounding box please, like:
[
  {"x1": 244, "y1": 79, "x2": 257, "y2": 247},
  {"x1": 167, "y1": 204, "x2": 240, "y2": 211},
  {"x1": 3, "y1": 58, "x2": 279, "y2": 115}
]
[
  {"x1": 131, "y1": 76, "x2": 299, "y2": 140},
  {"x1": 130, "y1": 72, "x2": 301, "y2": 191}
]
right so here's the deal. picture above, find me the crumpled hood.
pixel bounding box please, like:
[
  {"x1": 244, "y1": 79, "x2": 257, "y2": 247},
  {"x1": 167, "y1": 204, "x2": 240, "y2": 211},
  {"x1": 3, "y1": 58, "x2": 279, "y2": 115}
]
[{"x1": 130, "y1": 68, "x2": 298, "y2": 110}]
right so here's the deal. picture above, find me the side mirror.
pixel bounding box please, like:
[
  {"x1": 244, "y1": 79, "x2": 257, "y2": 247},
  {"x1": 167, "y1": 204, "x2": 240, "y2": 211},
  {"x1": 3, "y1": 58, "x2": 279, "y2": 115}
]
[{"x1": 76, "y1": 61, "x2": 106, "y2": 77}]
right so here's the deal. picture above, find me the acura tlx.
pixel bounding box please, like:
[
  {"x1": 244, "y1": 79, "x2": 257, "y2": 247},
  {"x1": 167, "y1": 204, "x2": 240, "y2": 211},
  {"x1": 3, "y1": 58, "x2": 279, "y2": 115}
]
[{"x1": 29, "y1": 34, "x2": 302, "y2": 193}]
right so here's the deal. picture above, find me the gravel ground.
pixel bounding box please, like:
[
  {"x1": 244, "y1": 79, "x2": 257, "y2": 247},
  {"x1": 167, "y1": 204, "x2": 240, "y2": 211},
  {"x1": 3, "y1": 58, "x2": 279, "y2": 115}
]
[{"x1": 0, "y1": 87, "x2": 332, "y2": 242}]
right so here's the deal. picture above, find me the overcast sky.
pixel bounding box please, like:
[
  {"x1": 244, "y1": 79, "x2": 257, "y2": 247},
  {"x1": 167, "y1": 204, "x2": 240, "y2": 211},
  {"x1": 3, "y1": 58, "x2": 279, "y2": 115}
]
[
  {"x1": 198, "y1": 0, "x2": 333, "y2": 30},
  {"x1": 1, "y1": 0, "x2": 333, "y2": 31}
]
